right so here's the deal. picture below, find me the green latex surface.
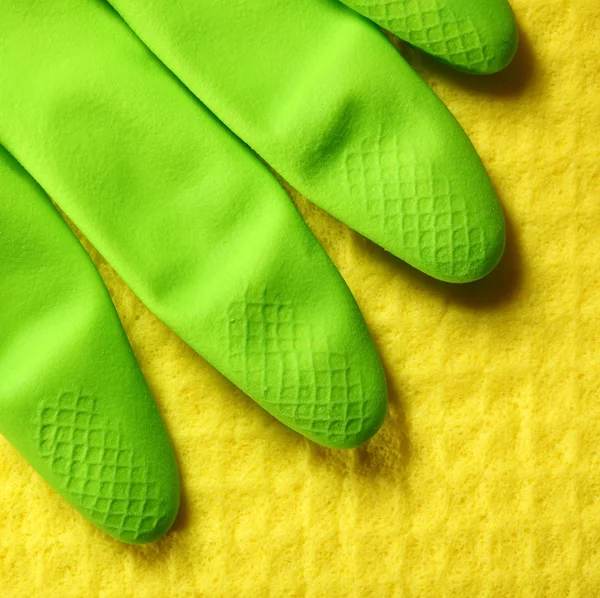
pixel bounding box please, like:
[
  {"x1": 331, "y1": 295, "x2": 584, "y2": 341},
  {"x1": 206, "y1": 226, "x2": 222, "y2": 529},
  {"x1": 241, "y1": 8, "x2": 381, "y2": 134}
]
[
  {"x1": 107, "y1": 0, "x2": 514, "y2": 283},
  {"x1": 0, "y1": 146, "x2": 180, "y2": 543},
  {"x1": 0, "y1": 1, "x2": 387, "y2": 449},
  {"x1": 343, "y1": 0, "x2": 518, "y2": 74}
]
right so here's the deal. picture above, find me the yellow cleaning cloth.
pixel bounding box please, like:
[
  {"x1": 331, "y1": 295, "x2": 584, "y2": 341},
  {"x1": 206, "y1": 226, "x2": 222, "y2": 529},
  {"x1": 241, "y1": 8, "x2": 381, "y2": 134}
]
[{"x1": 2, "y1": 0, "x2": 600, "y2": 594}]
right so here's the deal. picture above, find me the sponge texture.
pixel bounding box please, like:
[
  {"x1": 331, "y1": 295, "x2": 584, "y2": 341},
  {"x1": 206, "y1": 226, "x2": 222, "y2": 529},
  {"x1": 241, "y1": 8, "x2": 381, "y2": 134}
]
[{"x1": 4, "y1": 0, "x2": 600, "y2": 595}]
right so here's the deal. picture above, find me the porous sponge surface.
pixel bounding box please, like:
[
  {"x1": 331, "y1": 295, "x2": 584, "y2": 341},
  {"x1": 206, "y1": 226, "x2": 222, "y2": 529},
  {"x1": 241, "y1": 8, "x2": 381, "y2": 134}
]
[{"x1": 2, "y1": 0, "x2": 600, "y2": 595}]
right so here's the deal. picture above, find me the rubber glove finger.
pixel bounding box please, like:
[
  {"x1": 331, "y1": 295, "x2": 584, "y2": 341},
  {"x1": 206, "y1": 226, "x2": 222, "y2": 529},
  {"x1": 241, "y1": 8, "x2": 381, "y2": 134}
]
[
  {"x1": 341, "y1": 0, "x2": 518, "y2": 74},
  {"x1": 0, "y1": 0, "x2": 387, "y2": 449},
  {"x1": 104, "y1": 0, "x2": 505, "y2": 282},
  {"x1": 0, "y1": 147, "x2": 179, "y2": 544}
]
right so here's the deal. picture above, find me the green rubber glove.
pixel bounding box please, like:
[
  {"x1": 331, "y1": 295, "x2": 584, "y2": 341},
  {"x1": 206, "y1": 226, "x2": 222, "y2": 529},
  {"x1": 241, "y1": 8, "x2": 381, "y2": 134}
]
[
  {"x1": 106, "y1": 0, "x2": 517, "y2": 283},
  {"x1": 341, "y1": 0, "x2": 517, "y2": 74},
  {"x1": 0, "y1": 146, "x2": 180, "y2": 544},
  {"x1": 0, "y1": 1, "x2": 387, "y2": 450}
]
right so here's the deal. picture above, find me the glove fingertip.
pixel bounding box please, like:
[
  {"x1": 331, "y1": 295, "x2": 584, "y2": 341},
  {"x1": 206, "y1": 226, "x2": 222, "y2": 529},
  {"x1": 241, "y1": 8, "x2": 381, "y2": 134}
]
[{"x1": 469, "y1": 9, "x2": 519, "y2": 75}]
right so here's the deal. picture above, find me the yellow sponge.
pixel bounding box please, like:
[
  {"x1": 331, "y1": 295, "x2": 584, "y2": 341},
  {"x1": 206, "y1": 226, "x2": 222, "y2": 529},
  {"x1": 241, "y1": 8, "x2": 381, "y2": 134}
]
[{"x1": 2, "y1": 0, "x2": 600, "y2": 595}]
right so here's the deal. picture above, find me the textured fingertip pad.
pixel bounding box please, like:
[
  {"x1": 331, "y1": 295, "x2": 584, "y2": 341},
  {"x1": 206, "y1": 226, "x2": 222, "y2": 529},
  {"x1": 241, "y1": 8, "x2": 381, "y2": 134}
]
[
  {"x1": 345, "y1": 0, "x2": 518, "y2": 74},
  {"x1": 341, "y1": 135, "x2": 506, "y2": 283},
  {"x1": 227, "y1": 289, "x2": 387, "y2": 449},
  {"x1": 0, "y1": 0, "x2": 388, "y2": 451},
  {"x1": 456, "y1": 214, "x2": 505, "y2": 283},
  {"x1": 0, "y1": 146, "x2": 179, "y2": 544},
  {"x1": 35, "y1": 392, "x2": 179, "y2": 544}
]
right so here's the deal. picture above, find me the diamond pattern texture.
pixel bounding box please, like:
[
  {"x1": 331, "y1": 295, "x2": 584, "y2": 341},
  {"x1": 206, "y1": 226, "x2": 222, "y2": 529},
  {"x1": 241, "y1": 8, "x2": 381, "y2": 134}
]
[
  {"x1": 4, "y1": 1, "x2": 600, "y2": 595},
  {"x1": 351, "y1": 0, "x2": 494, "y2": 71},
  {"x1": 344, "y1": 135, "x2": 487, "y2": 277},
  {"x1": 35, "y1": 392, "x2": 167, "y2": 542},
  {"x1": 227, "y1": 290, "x2": 367, "y2": 444}
]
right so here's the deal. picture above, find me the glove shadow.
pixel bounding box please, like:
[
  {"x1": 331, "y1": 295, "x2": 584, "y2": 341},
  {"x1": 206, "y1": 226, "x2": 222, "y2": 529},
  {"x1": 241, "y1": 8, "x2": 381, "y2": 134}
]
[
  {"x1": 357, "y1": 204, "x2": 522, "y2": 311},
  {"x1": 394, "y1": 21, "x2": 536, "y2": 100}
]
